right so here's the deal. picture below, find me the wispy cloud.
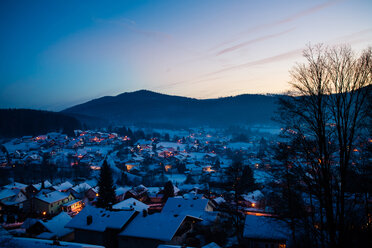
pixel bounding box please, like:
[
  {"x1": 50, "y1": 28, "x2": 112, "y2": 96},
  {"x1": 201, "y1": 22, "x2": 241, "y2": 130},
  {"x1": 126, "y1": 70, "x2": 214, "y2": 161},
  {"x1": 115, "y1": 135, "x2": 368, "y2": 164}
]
[
  {"x1": 216, "y1": 28, "x2": 295, "y2": 56},
  {"x1": 208, "y1": 49, "x2": 302, "y2": 77},
  {"x1": 154, "y1": 48, "x2": 302, "y2": 91},
  {"x1": 158, "y1": 26, "x2": 371, "y2": 92},
  {"x1": 210, "y1": 0, "x2": 343, "y2": 52}
]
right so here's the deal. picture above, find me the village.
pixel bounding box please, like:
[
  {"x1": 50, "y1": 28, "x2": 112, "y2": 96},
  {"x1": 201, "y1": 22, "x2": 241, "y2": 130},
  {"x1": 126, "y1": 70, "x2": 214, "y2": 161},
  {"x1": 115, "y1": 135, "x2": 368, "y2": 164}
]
[{"x1": 0, "y1": 127, "x2": 292, "y2": 248}]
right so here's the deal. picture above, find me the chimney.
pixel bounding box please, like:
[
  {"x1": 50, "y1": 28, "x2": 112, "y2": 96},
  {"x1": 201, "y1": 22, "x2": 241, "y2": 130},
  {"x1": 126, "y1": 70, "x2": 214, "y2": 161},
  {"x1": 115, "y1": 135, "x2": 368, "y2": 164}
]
[{"x1": 87, "y1": 215, "x2": 92, "y2": 225}]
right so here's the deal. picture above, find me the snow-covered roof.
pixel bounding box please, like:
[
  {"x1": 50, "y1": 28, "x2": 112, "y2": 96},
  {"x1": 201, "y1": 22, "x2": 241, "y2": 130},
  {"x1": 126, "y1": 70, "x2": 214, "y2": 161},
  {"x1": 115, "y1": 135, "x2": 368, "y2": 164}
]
[
  {"x1": 213, "y1": 197, "x2": 226, "y2": 205},
  {"x1": 35, "y1": 191, "x2": 71, "y2": 204},
  {"x1": 32, "y1": 180, "x2": 53, "y2": 191},
  {"x1": 115, "y1": 186, "x2": 131, "y2": 196},
  {"x1": 113, "y1": 198, "x2": 149, "y2": 212},
  {"x1": 3, "y1": 182, "x2": 27, "y2": 190},
  {"x1": 38, "y1": 212, "x2": 73, "y2": 238},
  {"x1": 119, "y1": 213, "x2": 201, "y2": 241},
  {"x1": 242, "y1": 190, "x2": 264, "y2": 204},
  {"x1": 0, "y1": 189, "x2": 17, "y2": 200},
  {"x1": 53, "y1": 181, "x2": 73, "y2": 191},
  {"x1": 21, "y1": 218, "x2": 39, "y2": 229},
  {"x1": 65, "y1": 206, "x2": 136, "y2": 232},
  {"x1": 243, "y1": 215, "x2": 289, "y2": 240},
  {"x1": 162, "y1": 197, "x2": 210, "y2": 214},
  {"x1": 71, "y1": 182, "x2": 92, "y2": 193}
]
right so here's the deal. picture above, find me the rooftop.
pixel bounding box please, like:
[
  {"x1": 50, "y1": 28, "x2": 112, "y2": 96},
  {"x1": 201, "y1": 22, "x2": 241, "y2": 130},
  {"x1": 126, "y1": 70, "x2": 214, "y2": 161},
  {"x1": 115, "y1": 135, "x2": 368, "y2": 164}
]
[{"x1": 65, "y1": 206, "x2": 137, "y2": 232}]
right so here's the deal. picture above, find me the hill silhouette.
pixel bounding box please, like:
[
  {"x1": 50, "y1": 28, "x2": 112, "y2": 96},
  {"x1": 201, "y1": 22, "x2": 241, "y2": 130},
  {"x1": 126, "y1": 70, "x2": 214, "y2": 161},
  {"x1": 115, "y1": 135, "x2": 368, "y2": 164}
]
[{"x1": 62, "y1": 90, "x2": 279, "y2": 127}]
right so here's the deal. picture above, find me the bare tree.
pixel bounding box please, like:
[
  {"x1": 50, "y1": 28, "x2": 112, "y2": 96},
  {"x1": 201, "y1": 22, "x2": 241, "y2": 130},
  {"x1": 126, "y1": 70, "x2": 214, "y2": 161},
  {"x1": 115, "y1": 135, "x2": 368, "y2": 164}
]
[{"x1": 278, "y1": 44, "x2": 371, "y2": 248}]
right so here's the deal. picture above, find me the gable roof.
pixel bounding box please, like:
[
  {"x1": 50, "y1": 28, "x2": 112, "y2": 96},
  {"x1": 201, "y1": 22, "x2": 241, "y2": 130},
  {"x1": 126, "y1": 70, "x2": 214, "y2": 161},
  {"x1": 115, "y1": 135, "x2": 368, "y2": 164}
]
[
  {"x1": 119, "y1": 213, "x2": 201, "y2": 241},
  {"x1": 65, "y1": 206, "x2": 137, "y2": 232},
  {"x1": 53, "y1": 181, "x2": 73, "y2": 191},
  {"x1": 115, "y1": 186, "x2": 131, "y2": 196},
  {"x1": 0, "y1": 189, "x2": 17, "y2": 201},
  {"x1": 37, "y1": 212, "x2": 73, "y2": 237},
  {"x1": 3, "y1": 182, "x2": 27, "y2": 190},
  {"x1": 35, "y1": 191, "x2": 71, "y2": 204},
  {"x1": 33, "y1": 180, "x2": 53, "y2": 191},
  {"x1": 71, "y1": 182, "x2": 92, "y2": 193},
  {"x1": 113, "y1": 198, "x2": 149, "y2": 212}
]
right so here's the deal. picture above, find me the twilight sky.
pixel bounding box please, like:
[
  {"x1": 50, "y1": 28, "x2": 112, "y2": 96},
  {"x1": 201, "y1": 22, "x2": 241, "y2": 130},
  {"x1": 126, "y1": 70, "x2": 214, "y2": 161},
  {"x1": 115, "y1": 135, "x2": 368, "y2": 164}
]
[{"x1": 0, "y1": 0, "x2": 371, "y2": 110}]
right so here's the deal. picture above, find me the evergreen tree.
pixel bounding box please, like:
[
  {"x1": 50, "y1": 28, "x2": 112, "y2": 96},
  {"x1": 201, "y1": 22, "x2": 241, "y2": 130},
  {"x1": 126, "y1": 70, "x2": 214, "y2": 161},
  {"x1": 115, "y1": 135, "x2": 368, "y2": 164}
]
[
  {"x1": 240, "y1": 166, "x2": 257, "y2": 193},
  {"x1": 97, "y1": 160, "x2": 116, "y2": 209},
  {"x1": 162, "y1": 180, "x2": 174, "y2": 201}
]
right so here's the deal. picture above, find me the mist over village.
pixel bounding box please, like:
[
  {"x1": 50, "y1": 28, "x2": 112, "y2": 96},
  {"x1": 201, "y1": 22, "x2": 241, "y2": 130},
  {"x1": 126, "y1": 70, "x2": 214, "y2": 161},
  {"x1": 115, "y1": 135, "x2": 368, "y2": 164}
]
[{"x1": 0, "y1": 1, "x2": 371, "y2": 248}]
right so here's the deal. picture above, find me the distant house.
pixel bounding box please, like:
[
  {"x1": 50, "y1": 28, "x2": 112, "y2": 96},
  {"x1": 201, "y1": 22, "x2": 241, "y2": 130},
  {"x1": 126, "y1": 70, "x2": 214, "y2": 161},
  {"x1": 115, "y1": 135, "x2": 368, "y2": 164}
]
[
  {"x1": 65, "y1": 206, "x2": 138, "y2": 247},
  {"x1": 118, "y1": 213, "x2": 202, "y2": 248},
  {"x1": 0, "y1": 188, "x2": 27, "y2": 211},
  {"x1": 26, "y1": 180, "x2": 53, "y2": 197},
  {"x1": 33, "y1": 191, "x2": 75, "y2": 216},
  {"x1": 62, "y1": 199, "x2": 84, "y2": 215},
  {"x1": 69, "y1": 182, "x2": 92, "y2": 199},
  {"x1": 240, "y1": 190, "x2": 264, "y2": 208},
  {"x1": 242, "y1": 215, "x2": 289, "y2": 248},
  {"x1": 24, "y1": 212, "x2": 74, "y2": 241},
  {"x1": 115, "y1": 187, "x2": 131, "y2": 202},
  {"x1": 125, "y1": 185, "x2": 148, "y2": 202}
]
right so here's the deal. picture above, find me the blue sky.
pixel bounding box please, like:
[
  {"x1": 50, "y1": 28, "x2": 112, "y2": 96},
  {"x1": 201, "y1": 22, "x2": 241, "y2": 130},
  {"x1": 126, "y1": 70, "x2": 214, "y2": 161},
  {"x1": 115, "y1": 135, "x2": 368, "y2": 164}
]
[{"x1": 0, "y1": 0, "x2": 371, "y2": 110}]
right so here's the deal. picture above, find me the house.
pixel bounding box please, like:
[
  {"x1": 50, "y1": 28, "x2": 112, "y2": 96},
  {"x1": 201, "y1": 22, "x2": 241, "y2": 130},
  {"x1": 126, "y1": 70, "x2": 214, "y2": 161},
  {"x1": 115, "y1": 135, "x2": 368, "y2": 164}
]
[
  {"x1": 25, "y1": 180, "x2": 53, "y2": 197},
  {"x1": 115, "y1": 186, "x2": 131, "y2": 202},
  {"x1": 240, "y1": 190, "x2": 264, "y2": 208},
  {"x1": 24, "y1": 212, "x2": 74, "y2": 241},
  {"x1": 113, "y1": 198, "x2": 149, "y2": 212},
  {"x1": 62, "y1": 199, "x2": 84, "y2": 215},
  {"x1": 118, "y1": 213, "x2": 202, "y2": 248},
  {"x1": 0, "y1": 188, "x2": 27, "y2": 211},
  {"x1": 124, "y1": 185, "x2": 148, "y2": 202},
  {"x1": 33, "y1": 191, "x2": 75, "y2": 216},
  {"x1": 242, "y1": 215, "x2": 289, "y2": 248},
  {"x1": 65, "y1": 206, "x2": 138, "y2": 247},
  {"x1": 69, "y1": 183, "x2": 92, "y2": 199}
]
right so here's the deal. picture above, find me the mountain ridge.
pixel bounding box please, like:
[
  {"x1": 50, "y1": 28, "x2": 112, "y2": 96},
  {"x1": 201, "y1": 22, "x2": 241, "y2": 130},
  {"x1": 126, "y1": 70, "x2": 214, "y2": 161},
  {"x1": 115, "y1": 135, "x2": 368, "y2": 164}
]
[{"x1": 62, "y1": 90, "x2": 280, "y2": 127}]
